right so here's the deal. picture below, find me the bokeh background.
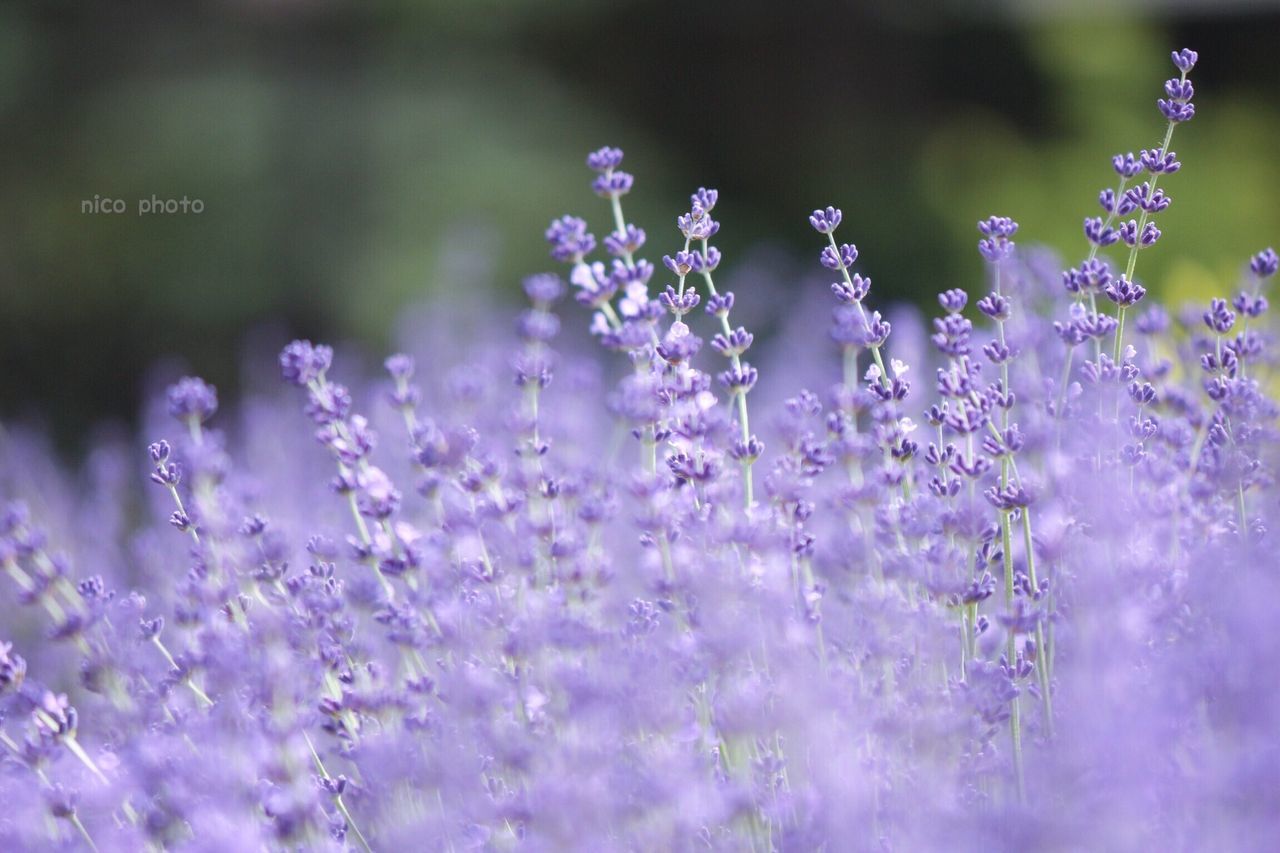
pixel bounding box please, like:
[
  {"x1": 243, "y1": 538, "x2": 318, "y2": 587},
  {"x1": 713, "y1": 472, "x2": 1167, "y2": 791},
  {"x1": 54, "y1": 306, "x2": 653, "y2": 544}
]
[{"x1": 2, "y1": 0, "x2": 1278, "y2": 451}]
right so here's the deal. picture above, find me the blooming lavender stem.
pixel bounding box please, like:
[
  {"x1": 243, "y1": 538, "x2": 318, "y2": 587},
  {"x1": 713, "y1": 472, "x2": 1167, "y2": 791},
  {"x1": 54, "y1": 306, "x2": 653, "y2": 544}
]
[
  {"x1": 151, "y1": 633, "x2": 214, "y2": 706},
  {"x1": 514, "y1": 274, "x2": 564, "y2": 584},
  {"x1": 593, "y1": 148, "x2": 661, "y2": 348},
  {"x1": 976, "y1": 214, "x2": 1051, "y2": 783},
  {"x1": 697, "y1": 234, "x2": 758, "y2": 507},
  {"x1": 824, "y1": 231, "x2": 890, "y2": 390},
  {"x1": 3, "y1": 556, "x2": 90, "y2": 656},
  {"x1": 1112, "y1": 53, "x2": 1196, "y2": 360},
  {"x1": 304, "y1": 730, "x2": 375, "y2": 853},
  {"x1": 1021, "y1": 508, "x2": 1053, "y2": 734},
  {"x1": 303, "y1": 377, "x2": 396, "y2": 600}
]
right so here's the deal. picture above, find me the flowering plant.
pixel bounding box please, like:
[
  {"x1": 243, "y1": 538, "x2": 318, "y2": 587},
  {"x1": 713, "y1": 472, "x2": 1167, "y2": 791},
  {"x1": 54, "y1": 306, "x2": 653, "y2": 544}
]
[{"x1": 3, "y1": 47, "x2": 1279, "y2": 850}]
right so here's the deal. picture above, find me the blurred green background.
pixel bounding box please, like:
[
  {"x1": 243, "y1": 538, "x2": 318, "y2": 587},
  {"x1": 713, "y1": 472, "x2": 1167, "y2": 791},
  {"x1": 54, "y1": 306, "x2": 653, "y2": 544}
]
[{"x1": 1, "y1": 1, "x2": 1277, "y2": 449}]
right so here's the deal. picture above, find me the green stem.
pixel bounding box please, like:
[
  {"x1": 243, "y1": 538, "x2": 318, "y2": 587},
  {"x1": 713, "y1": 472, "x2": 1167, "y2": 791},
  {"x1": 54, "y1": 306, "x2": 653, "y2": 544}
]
[
  {"x1": 1022, "y1": 510, "x2": 1053, "y2": 736},
  {"x1": 699, "y1": 240, "x2": 756, "y2": 508},
  {"x1": 1112, "y1": 305, "x2": 1127, "y2": 363},
  {"x1": 152, "y1": 636, "x2": 214, "y2": 706},
  {"x1": 69, "y1": 813, "x2": 100, "y2": 852},
  {"x1": 826, "y1": 233, "x2": 889, "y2": 387},
  {"x1": 304, "y1": 731, "x2": 375, "y2": 853}
]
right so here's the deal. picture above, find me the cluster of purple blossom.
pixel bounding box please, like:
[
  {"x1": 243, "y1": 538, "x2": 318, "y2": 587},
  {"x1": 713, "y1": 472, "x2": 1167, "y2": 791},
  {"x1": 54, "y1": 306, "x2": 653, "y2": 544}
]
[{"x1": 3, "y1": 47, "x2": 1280, "y2": 850}]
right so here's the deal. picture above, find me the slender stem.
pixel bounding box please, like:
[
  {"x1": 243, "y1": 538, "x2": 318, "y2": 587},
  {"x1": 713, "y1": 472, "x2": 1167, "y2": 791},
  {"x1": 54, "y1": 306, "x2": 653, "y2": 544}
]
[
  {"x1": 1022, "y1": 509, "x2": 1053, "y2": 736},
  {"x1": 1010, "y1": 694, "x2": 1025, "y2": 801},
  {"x1": 699, "y1": 239, "x2": 756, "y2": 508},
  {"x1": 990, "y1": 262, "x2": 1026, "y2": 792},
  {"x1": 69, "y1": 813, "x2": 100, "y2": 852},
  {"x1": 152, "y1": 636, "x2": 214, "y2": 706},
  {"x1": 304, "y1": 731, "x2": 375, "y2": 853},
  {"x1": 1112, "y1": 306, "x2": 1128, "y2": 363},
  {"x1": 1053, "y1": 345, "x2": 1077, "y2": 454},
  {"x1": 61, "y1": 735, "x2": 109, "y2": 786},
  {"x1": 1113, "y1": 92, "x2": 1182, "y2": 358},
  {"x1": 826, "y1": 233, "x2": 889, "y2": 388}
]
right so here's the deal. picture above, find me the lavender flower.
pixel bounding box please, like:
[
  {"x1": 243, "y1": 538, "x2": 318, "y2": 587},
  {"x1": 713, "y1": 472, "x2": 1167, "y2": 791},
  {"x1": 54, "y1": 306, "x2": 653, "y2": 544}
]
[
  {"x1": 167, "y1": 377, "x2": 218, "y2": 427},
  {"x1": 3, "y1": 45, "x2": 1280, "y2": 853},
  {"x1": 1251, "y1": 247, "x2": 1278, "y2": 279}
]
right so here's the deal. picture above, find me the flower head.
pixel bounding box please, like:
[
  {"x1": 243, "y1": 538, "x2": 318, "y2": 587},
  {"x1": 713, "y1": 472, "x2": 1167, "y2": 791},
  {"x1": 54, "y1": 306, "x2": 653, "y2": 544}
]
[
  {"x1": 279, "y1": 340, "x2": 333, "y2": 386},
  {"x1": 1251, "y1": 247, "x2": 1278, "y2": 279},
  {"x1": 167, "y1": 377, "x2": 218, "y2": 423},
  {"x1": 808, "y1": 206, "x2": 842, "y2": 234}
]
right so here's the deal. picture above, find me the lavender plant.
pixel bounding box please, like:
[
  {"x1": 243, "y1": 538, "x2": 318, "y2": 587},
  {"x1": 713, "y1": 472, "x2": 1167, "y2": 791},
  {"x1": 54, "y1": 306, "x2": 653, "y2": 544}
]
[{"x1": 3, "y1": 47, "x2": 1280, "y2": 851}]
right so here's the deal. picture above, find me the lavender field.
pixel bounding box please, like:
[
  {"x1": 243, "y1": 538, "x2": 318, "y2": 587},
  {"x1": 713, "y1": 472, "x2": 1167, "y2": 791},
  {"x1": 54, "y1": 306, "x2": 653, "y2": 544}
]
[{"x1": 3, "y1": 46, "x2": 1279, "y2": 851}]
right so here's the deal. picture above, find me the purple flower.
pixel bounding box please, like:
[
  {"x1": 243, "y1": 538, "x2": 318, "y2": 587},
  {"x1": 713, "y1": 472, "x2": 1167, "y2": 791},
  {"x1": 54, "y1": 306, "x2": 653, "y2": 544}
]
[
  {"x1": 592, "y1": 171, "x2": 635, "y2": 198},
  {"x1": 730, "y1": 435, "x2": 765, "y2": 461},
  {"x1": 1124, "y1": 182, "x2": 1171, "y2": 213},
  {"x1": 167, "y1": 377, "x2": 218, "y2": 423},
  {"x1": 976, "y1": 293, "x2": 1011, "y2": 321},
  {"x1": 932, "y1": 313, "x2": 973, "y2": 357},
  {"x1": 1172, "y1": 47, "x2": 1198, "y2": 72},
  {"x1": 138, "y1": 615, "x2": 165, "y2": 641},
  {"x1": 663, "y1": 251, "x2": 696, "y2": 276},
  {"x1": 1119, "y1": 220, "x2": 1161, "y2": 248},
  {"x1": 150, "y1": 461, "x2": 181, "y2": 487},
  {"x1": 1251, "y1": 247, "x2": 1278, "y2": 279},
  {"x1": 518, "y1": 310, "x2": 561, "y2": 343},
  {"x1": 656, "y1": 334, "x2": 703, "y2": 366},
  {"x1": 304, "y1": 381, "x2": 352, "y2": 425},
  {"x1": 938, "y1": 288, "x2": 967, "y2": 313},
  {"x1": 1112, "y1": 152, "x2": 1142, "y2": 178},
  {"x1": 690, "y1": 246, "x2": 721, "y2": 273},
  {"x1": 32, "y1": 691, "x2": 77, "y2": 739},
  {"x1": 279, "y1": 340, "x2": 333, "y2": 386},
  {"x1": 1140, "y1": 147, "x2": 1181, "y2": 174},
  {"x1": 545, "y1": 215, "x2": 597, "y2": 262},
  {"x1": 984, "y1": 483, "x2": 1033, "y2": 511},
  {"x1": 604, "y1": 224, "x2": 646, "y2": 257},
  {"x1": 808, "y1": 206, "x2": 842, "y2": 234},
  {"x1": 710, "y1": 327, "x2": 754, "y2": 357},
  {"x1": 1203, "y1": 298, "x2": 1237, "y2": 334},
  {"x1": 820, "y1": 243, "x2": 858, "y2": 271},
  {"x1": 706, "y1": 291, "x2": 735, "y2": 317},
  {"x1": 658, "y1": 285, "x2": 700, "y2": 316},
  {"x1": 1083, "y1": 216, "x2": 1120, "y2": 247},
  {"x1": 1062, "y1": 259, "x2": 1112, "y2": 295},
  {"x1": 977, "y1": 215, "x2": 1018, "y2": 262},
  {"x1": 1102, "y1": 275, "x2": 1147, "y2": 307},
  {"x1": 1053, "y1": 319, "x2": 1087, "y2": 347},
  {"x1": 523, "y1": 273, "x2": 565, "y2": 304},
  {"x1": 862, "y1": 311, "x2": 891, "y2": 347},
  {"x1": 831, "y1": 274, "x2": 871, "y2": 304},
  {"x1": 568, "y1": 261, "x2": 618, "y2": 307},
  {"x1": 0, "y1": 641, "x2": 26, "y2": 693},
  {"x1": 1158, "y1": 98, "x2": 1195, "y2": 123},
  {"x1": 384, "y1": 354, "x2": 414, "y2": 381},
  {"x1": 586, "y1": 145, "x2": 624, "y2": 172},
  {"x1": 691, "y1": 187, "x2": 718, "y2": 214},
  {"x1": 1164, "y1": 78, "x2": 1194, "y2": 101},
  {"x1": 718, "y1": 363, "x2": 759, "y2": 394},
  {"x1": 677, "y1": 210, "x2": 720, "y2": 241},
  {"x1": 983, "y1": 339, "x2": 1013, "y2": 365},
  {"x1": 1135, "y1": 304, "x2": 1170, "y2": 335}
]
